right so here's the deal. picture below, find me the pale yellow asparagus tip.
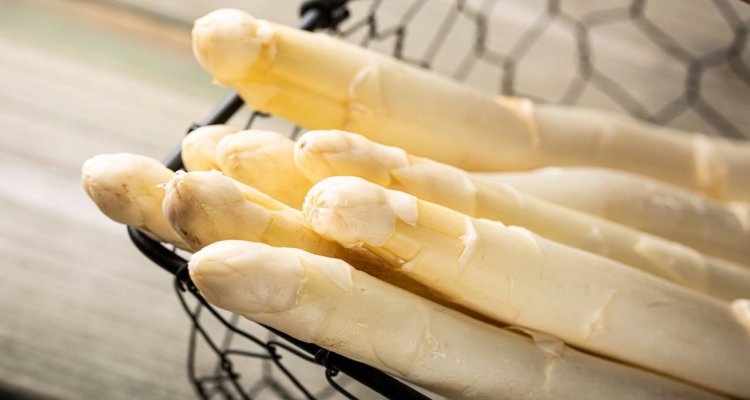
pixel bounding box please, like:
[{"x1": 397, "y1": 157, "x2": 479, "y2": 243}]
[
  {"x1": 217, "y1": 130, "x2": 312, "y2": 208},
  {"x1": 295, "y1": 129, "x2": 479, "y2": 214},
  {"x1": 295, "y1": 130, "x2": 409, "y2": 185},
  {"x1": 304, "y1": 176, "x2": 417, "y2": 248},
  {"x1": 181, "y1": 125, "x2": 239, "y2": 171},
  {"x1": 189, "y1": 240, "x2": 307, "y2": 315},
  {"x1": 81, "y1": 153, "x2": 188, "y2": 249},
  {"x1": 192, "y1": 9, "x2": 274, "y2": 84},
  {"x1": 162, "y1": 170, "x2": 272, "y2": 250}
]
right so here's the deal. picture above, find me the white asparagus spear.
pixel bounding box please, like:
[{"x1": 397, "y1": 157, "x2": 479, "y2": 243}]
[
  {"x1": 303, "y1": 176, "x2": 750, "y2": 398},
  {"x1": 181, "y1": 125, "x2": 239, "y2": 171},
  {"x1": 161, "y1": 170, "x2": 447, "y2": 306},
  {"x1": 81, "y1": 153, "x2": 189, "y2": 250},
  {"x1": 474, "y1": 167, "x2": 750, "y2": 265},
  {"x1": 294, "y1": 130, "x2": 750, "y2": 300},
  {"x1": 192, "y1": 9, "x2": 750, "y2": 201},
  {"x1": 216, "y1": 130, "x2": 312, "y2": 208},
  {"x1": 190, "y1": 240, "x2": 727, "y2": 400}
]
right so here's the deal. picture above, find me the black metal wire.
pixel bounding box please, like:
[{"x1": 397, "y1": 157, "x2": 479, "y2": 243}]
[{"x1": 127, "y1": 0, "x2": 750, "y2": 399}]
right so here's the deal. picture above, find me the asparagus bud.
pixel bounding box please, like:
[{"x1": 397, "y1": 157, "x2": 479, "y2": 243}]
[
  {"x1": 216, "y1": 130, "x2": 312, "y2": 208},
  {"x1": 181, "y1": 125, "x2": 239, "y2": 171},
  {"x1": 82, "y1": 153, "x2": 188, "y2": 249}
]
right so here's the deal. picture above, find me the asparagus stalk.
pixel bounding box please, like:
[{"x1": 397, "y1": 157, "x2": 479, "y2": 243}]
[
  {"x1": 474, "y1": 167, "x2": 750, "y2": 265},
  {"x1": 192, "y1": 9, "x2": 750, "y2": 201},
  {"x1": 303, "y1": 176, "x2": 750, "y2": 397},
  {"x1": 81, "y1": 153, "x2": 189, "y2": 250},
  {"x1": 161, "y1": 170, "x2": 445, "y2": 304},
  {"x1": 215, "y1": 130, "x2": 312, "y2": 208},
  {"x1": 181, "y1": 125, "x2": 238, "y2": 171},
  {"x1": 294, "y1": 130, "x2": 750, "y2": 300},
  {"x1": 190, "y1": 240, "x2": 726, "y2": 400}
]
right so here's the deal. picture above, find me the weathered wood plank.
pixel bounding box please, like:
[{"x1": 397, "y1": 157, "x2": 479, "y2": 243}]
[
  {"x1": 0, "y1": 6, "x2": 218, "y2": 397},
  {"x1": 0, "y1": 24, "x2": 375, "y2": 400}
]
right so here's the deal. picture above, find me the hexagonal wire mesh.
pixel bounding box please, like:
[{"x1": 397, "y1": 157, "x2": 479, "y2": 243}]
[
  {"x1": 130, "y1": 0, "x2": 750, "y2": 399},
  {"x1": 334, "y1": 0, "x2": 749, "y2": 138}
]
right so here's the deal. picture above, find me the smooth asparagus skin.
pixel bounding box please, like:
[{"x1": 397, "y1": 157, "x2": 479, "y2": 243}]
[
  {"x1": 190, "y1": 240, "x2": 727, "y2": 400},
  {"x1": 192, "y1": 8, "x2": 750, "y2": 201},
  {"x1": 294, "y1": 130, "x2": 750, "y2": 300},
  {"x1": 474, "y1": 167, "x2": 750, "y2": 266},
  {"x1": 304, "y1": 176, "x2": 750, "y2": 398}
]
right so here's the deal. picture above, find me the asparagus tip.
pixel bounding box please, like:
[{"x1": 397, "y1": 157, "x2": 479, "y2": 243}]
[
  {"x1": 81, "y1": 153, "x2": 170, "y2": 226},
  {"x1": 303, "y1": 176, "x2": 417, "y2": 247},
  {"x1": 295, "y1": 130, "x2": 408, "y2": 185},
  {"x1": 189, "y1": 240, "x2": 305, "y2": 314},
  {"x1": 192, "y1": 9, "x2": 275, "y2": 83}
]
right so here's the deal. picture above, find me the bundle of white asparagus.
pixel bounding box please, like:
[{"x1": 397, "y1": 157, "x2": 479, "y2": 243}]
[
  {"x1": 78, "y1": 7, "x2": 750, "y2": 399},
  {"x1": 192, "y1": 8, "x2": 750, "y2": 201},
  {"x1": 160, "y1": 169, "x2": 448, "y2": 304},
  {"x1": 303, "y1": 176, "x2": 750, "y2": 397},
  {"x1": 293, "y1": 130, "x2": 750, "y2": 301},
  {"x1": 81, "y1": 148, "x2": 750, "y2": 398}
]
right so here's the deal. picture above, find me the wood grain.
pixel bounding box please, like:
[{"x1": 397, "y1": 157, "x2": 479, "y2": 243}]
[{"x1": 0, "y1": 34, "x2": 202, "y2": 399}]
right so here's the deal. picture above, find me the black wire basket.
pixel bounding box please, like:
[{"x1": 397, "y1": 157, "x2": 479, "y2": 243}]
[{"x1": 128, "y1": 0, "x2": 750, "y2": 399}]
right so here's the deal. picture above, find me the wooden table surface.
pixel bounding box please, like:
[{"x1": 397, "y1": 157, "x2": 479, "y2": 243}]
[
  {"x1": 1, "y1": 0, "x2": 747, "y2": 399},
  {"x1": 1, "y1": 1, "x2": 219, "y2": 398}
]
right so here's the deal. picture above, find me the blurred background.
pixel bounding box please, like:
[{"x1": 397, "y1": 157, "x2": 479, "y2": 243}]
[{"x1": 1, "y1": 0, "x2": 748, "y2": 399}]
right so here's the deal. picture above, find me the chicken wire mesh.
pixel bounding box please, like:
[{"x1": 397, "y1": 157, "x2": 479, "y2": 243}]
[
  {"x1": 132, "y1": 0, "x2": 750, "y2": 399},
  {"x1": 332, "y1": 0, "x2": 750, "y2": 138}
]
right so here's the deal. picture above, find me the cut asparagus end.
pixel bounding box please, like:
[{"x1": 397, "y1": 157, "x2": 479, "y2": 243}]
[
  {"x1": 217, "y1": 130, "x2": 312, "y2": 208},
  {"x1": 181, "y1": 124, "x2": 239, "y2": 171},
  {"x1": 81, "y1": 153, "x2": 188, "y2": 249},
  {"x1": 192, "y1": 9, "x2": 275, "y2": 83},
  {"x1": 162, "y1": 170, "x2": 272, "y2": 250},
  {"x1": 294, "y1": 130, "x2": 409, "y2": 185},
  {"x1": 304, "y1": 176, "x2": 417, "y2": 248},
  {"x1": 189, "y1": 240, "x2": 307, "y2": 314}
]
